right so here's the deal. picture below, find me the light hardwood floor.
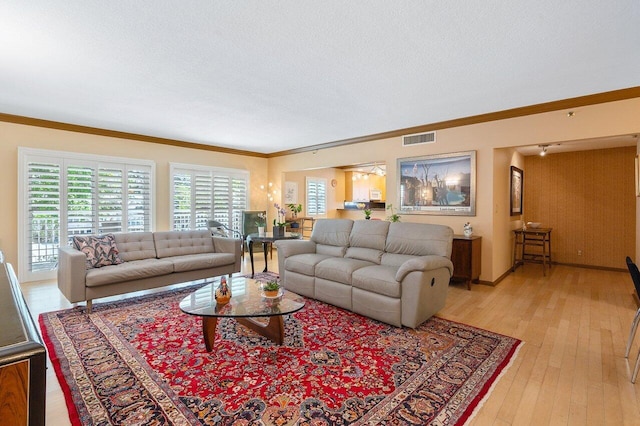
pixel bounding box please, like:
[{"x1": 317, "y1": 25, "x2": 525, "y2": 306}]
[{"x1": 20, "y1": 254, "x2": 640, "y2": 425}]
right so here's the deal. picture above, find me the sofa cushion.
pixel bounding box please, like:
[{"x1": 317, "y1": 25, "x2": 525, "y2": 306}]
[
  {"x1": 154, "y1": 230, "x2": 215, "y2": 258},
  {"x1": 352, "y1": 265, "x2": 401, "y2": 298},
  {"x1": 114, "y1": 232, "x2": 157, "y2": 262},
  {"x1": 349, "y1": 220, "x2": 389, "y2": 250},
  {"x1": 85, "y1": 258, "x2": 174, "y2": 287},
  {"x1": 386, "y1": 222, "x2": 453, "y2": 258},
  {"x1": 380, "y1": 253, "x2": 417, "y2": 268},
  {"x1": 315, "y1": 257, "x2": 374, "y2": 285},
  {"x1": 72, "y1": 234, "x2": 123, "y2": 269},
  {"x1": 316, "y1": 244, "x2": 347, "y2": 257},
  {"x1": 345, "y1": 247, "x2": 383, "y2": 264},
  {"x1": 311, "y1": 219, "x2": 353, "y2": 247},
  {"x1": 285, "y1": 253, "x2": 332, "y2": 276},
  {"x1": 164, "y1": 253, "x2": 235, "y2": 272}
]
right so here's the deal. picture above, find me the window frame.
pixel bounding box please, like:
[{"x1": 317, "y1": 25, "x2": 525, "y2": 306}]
[
  {"x1": 169, "y1": 163, "x2": 249, "y2": 234},
  {"x1": 18, "y1": 147, "x2": 155, "y2": 282},
  {"x1": 305, "y1": 176, "x2": 328, "y2": 218}
]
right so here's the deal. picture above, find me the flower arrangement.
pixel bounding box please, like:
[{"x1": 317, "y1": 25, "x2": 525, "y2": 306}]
[
  {"x1": 273, "y1": 203, "x2": 288, "y2": 227},
  {"x1": 364, "y1": 209, "x2": 372, "y2": 219},
  {"x1": 386, "y1": 204, "x2": 401, "y2": 222},
  {"x1": 255, "y1": 212, "x2": 267, "y2": 227}
]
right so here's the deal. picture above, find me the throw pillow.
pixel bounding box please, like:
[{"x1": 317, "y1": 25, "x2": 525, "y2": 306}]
[{"x1": 72, "y1": 234, "x2": 124, "y2": 269}]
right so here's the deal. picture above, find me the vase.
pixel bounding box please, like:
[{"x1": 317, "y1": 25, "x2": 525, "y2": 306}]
[
  {"x1": 215, "y1": 277, "x2": 231, "y2": 305},
  {"x1": 464, "y1": 228, "x2": 473, "y2": 237},
  {"x1": 272, "y1": 226, "x2": 285, "y2": 237},
  {"x1": 258, "y1": 226, "x2": 265, "y2": 236}
]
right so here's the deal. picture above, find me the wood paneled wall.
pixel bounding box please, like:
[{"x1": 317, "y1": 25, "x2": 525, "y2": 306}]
[{"x1": 523, "y1": 146, "x2": 635, "y2": 269}]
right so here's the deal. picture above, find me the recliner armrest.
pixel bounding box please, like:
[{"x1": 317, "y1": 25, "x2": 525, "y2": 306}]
[
  {"x1": 395, "y1": 256, "x2": 454, "y2": 282},
  {"x1": 275, "y1": 240, "x2": 316, "y2": 259}
]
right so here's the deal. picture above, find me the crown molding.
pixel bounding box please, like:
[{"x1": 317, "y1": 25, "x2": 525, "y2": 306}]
[
  {"x1": 2, "y1": 86, "x2": 638, "y2": 159},
  {"x1": 268, "y1": 86, "x2": 640, "y2": 157},
  {"x1": 0, "y1": 113, "x2": 269, "y2": 158}
]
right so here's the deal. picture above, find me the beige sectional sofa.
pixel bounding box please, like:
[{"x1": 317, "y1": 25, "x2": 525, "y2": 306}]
[
  {"x1": 57, "y1": 230, "x2": 241, "y2": 312},
  {"x1": 276, "y1": 219, "x2": 454, "y2": 328}
]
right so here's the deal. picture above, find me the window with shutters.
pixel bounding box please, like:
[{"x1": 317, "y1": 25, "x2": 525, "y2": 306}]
[
  {"x1": 18, "y1": 148, "x2": 154, "y2": 281},
  {"x1": 306, "y1": 177, "x2": 327, "y2": 217},
  {"x1": 170, "y1": 163, "x2": 248, "y2": 235}
]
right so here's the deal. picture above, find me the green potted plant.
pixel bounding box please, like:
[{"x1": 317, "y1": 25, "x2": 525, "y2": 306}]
[
  {"x1": 287, "y1": 203, "x2": 302, "y2": 218},
  {"x1": 287, "y1": 203, "x2": 303, "y2": 228},
  {"x1": 364, "y1": 209, "x2": 372, "y2": 220},
  {"x1": 386, "y1": 204, "x2": 401, "y2": 222},
  {"x1": 262, "y1": 280, "x2": 281, "y2": 297}
]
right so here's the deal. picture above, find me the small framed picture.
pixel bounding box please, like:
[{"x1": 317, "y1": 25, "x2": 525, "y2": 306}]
[{"x1": 510, "y1": 166, "x2": 523, "y2": 216}]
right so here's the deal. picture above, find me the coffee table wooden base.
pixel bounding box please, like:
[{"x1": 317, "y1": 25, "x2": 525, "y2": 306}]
[{"x1": 202, "y1": 315, "x2": 285, "y2": 351}]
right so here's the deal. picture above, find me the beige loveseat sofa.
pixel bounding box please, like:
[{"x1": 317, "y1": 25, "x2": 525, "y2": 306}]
[
  {"x1": 276, "y1": 219, "x2": 454, "y2": 328},
  {"x1": 58, "y1": 230, "x2": 241, "y2": 312}
]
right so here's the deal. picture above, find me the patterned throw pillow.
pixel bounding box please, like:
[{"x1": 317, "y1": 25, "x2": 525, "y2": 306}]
[{"x1": 72, "y1": 234, "x2": 124, "y2": 269}]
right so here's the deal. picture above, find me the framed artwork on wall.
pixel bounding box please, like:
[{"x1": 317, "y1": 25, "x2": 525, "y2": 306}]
[
  {"x1": 510, "y1": 165, "x2": 523, "y2": 216},
  {"x1": 284, "y1": 181, "x2": 298, "y2": 204},
  {"x1": 397, "y1": 150, "x2": 476, "y2": 216}
]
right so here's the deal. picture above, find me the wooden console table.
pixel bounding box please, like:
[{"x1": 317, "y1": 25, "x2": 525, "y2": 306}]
[
  {"x1": 451, "y1": 235, "x2": 482, "y2": 290},
  {"x1": 286, "y1": 217, "x2": 314, "y2": 238},
  {"x1": 512, "y1": 228, "x2": 553, "y2": 276}
]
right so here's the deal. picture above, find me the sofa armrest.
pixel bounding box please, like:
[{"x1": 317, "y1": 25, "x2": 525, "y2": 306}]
[
  {"x1": 213, "y1": 236, "x2": 241, "y2": 255},
  {"x1": 275, "y1": 240, "x2": 317, "y2": 258},
  {"x1": 57, "y1": 246, "x2": 88, "y2": 303},
  {"x1": 213, "y1": 236, "x2": 242, "y2": 271},
  {"x1": 395, "y1": 255, "x2": 454, "y2": 282}
]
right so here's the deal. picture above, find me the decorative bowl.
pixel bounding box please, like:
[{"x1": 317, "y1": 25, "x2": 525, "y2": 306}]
[{"x1": 527, "y1": 222, "x2": 542, "y2": 228}]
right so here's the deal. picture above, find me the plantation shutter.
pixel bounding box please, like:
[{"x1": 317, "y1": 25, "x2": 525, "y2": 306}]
[
  {"x1": 173, "y1": 172, "x2": 192, "y2": 230},
  {"x1": 306, "y1": 177, "x2": 327, "y2": 217},
  {"x1": 26, "y1": 161, "x2": 61, "y2": 273},
  {"x1": 98, "y1": 167, "x2": 123, "y2": 234},
  {"x1": 195, "y1": 173, "x2": 213, "y2": 230},
  {"x1": 170, "y1": 163, "x2": 248, "y2": 234},
  {"x1": 66, "y1": 164, "x2": 96, "y2": 241},
  {"x1": 126, "y1": 166, "x2": 152, "y2": 232},
  {"x1": 230, "y1": 177, "x2": 247, "y2": 233},
  {"x1": 20, "y1": 148, "x2": 155, "y2": 282}
]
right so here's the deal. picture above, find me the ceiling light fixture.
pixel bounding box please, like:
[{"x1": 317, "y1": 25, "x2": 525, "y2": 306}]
[
  {"x1": 369, "y1": 163, "x2": 386, "y2": 176},
  {"x1": 567, "y1": 111, "x2": 575, "y2": 117},
  {"x1": 539, "y1": 144, "x2": 549, "y2": 156}
]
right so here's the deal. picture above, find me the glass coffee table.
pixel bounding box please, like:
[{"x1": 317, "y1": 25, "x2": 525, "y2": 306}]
[{"x1": 179, "y1": 276, "x2": 305, "y2": 351}]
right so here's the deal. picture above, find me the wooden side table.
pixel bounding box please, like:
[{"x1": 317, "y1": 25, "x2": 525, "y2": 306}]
[
  {"x1": 512, "y1": 228, "x2": 552, "y2": 276},
  {"x1": 451, "y1": 235, "x2": 482, "y2": 290}
]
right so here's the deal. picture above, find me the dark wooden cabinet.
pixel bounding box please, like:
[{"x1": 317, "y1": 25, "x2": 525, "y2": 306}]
[
  {"x1": 451, "y1": 235, "x2": 482, "y2": 290},
  {"x1": 0, "y1": 258, "x2": 46, "y2": 425}
]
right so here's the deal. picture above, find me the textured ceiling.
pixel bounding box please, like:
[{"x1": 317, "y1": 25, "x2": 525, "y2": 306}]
[{"x1": 1, "y1": 2, "x2": 639, "y2": 154}]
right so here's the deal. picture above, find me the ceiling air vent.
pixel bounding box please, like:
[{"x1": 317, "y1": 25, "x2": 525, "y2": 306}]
[{"x1": 403, "y1": 131, "x2": 436, "y2": 146}]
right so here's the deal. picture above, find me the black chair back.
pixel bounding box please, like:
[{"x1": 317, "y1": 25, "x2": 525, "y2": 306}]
[{"x1": 626, "y1": 256, "x2": 640, "y2": 297}]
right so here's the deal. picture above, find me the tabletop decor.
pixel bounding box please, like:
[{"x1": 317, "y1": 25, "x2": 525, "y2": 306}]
[
  {"x1": 39, "y1": 280, "x2": 522, "y2": 426},
  {"x1": 261, "y1": 279, "x2": 281, "y2": 297},
  {"x1": 255, "y1": 212, "x2": 267, "y2": 236},
  {"x1": 214, "y1": 276, "x2": 231, "y2": 305},
  {"x1": 272, "y1": 203, "x2": 288, "y2": 236}
]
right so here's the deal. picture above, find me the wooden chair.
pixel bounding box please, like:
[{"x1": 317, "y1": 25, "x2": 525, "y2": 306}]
[{"x1": 624, "y1": 256, "x2": 640, "y2": 383}]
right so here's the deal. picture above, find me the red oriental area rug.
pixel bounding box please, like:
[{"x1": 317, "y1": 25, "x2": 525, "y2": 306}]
[{"x1": 40, "y1": 280, "x2": 522, "y2": 425}]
